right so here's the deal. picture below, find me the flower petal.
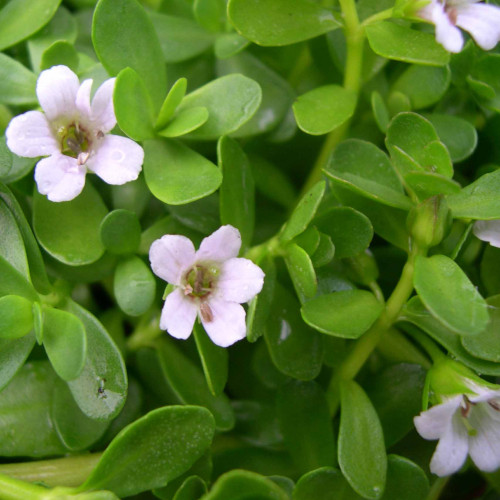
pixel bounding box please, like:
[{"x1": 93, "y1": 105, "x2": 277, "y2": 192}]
[
  {"x1": 201, "y1": 298, "x2": 246, "y2": 347},
  {"x1": 426, "y1": 2, "x2": 464, "y2": 52},
  {"x1": 75, "y1": 78, "x2": 93, "y2": 123},
  {"x1": 429, "y1": 410, "x2": 469, "y2": 476},
  {"x1": 456, "y1": 4, "x2": 500, "y2": 51},
  {"x1": 160, "y1": 288, "x2": 197, "y2": 340},
  {"x1": 90, "y1": 78, "x2": 116, "y2": 132},
  {"x1": 36, "y1": 65, "x2": 80, "y2": 121},
  {"x1": 216, "y1": 258, "x2": 265, "y2": 304},
  {"x1": 149, "y1": 234, "x2": 196, "y2": 285},
  {"x1": 473, "y1": 220, "x2": 500, "y2": 248},
  {"x1": 196, "y1": 225, "x2": 242, "y2": 263},
  {"x1": 34, "y1": 153, "x2": 86, "y2": 202},
  {"x1": 5, "y1": 111, "x2": 59, "y2": 158},
  {"x1": 414, "y1": 396, "x2": 464, "y2": 440},
  {"x1": 468, "y1": 402, "x2": 500, "y2": 472},
  {"x1": 86, "y1": 135, "x2": 144, "y2": 185}
]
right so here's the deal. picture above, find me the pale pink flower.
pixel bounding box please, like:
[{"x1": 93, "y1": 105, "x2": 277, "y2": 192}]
[
  {"x1": 6, "y1": 65, "x2": 143, "y2": 202},
  {"x1": 417, "y1": 0, "x2": 500, "y2": 53},
  {"x1": 149, "y1": 225, "x2": 265, "y2": 347},
  {"x1": 473, "y1": 219, "x2": 500, "y2": 248}
]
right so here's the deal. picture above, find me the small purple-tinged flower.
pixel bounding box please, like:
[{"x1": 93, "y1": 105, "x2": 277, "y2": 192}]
[{"x1": 149, "y1": 225, "x2": 265, "y2": 347}]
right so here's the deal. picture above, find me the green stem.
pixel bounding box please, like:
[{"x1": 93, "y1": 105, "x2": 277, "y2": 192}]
[
  {"x1": 126, "y1": 313, "x2": 163, "y2": 351},
  {"x1": 404, "y1": 326, "x2": 446, "y2": 363},
  {"x1": 0, "y1": 473, "x2": 46, "y2": 500},
  {"x1": 326, "y1": 245, "x2": 425, "y2": 414},
  {"x1": 426, "y1": 476, "x2": 450, "y2": 500},
  {"x1": 361, "y1": 7, "x2": 394, "y2": 27},
  {"x1": 0, "y1": 454, "x2": 102, "y2": 488},
  {"x1": 300, "y1": 0, "x2": 365, "y2": 198}
]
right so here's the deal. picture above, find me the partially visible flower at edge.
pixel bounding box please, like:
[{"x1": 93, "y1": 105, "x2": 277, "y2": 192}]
[
  {"x1": 473, "y1": 219, "x2": 500, "y2": 248},
  {"x1": 416, "y1": 0, "x2": 500, "y2": 53},
  {"x1": 149, "y1": 225, "x2": 265, "y2": 348},
  {"x1": 414, "y1": 359, "x2": 500, "y2": 476},
  {"x1": 6, "y1": 65, "x2": 144, "y2": 202}
]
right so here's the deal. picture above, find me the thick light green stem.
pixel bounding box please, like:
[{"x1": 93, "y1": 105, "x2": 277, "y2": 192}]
[
  {"x1": 0, "y1": 453, "x2": 102, "y2": 489},
  {"x1": 0, "y1": 473, "x2": 45, "y2": 500},
  {"x1": 300, "y1": 0, "x2": 365, "y2": 198},
  {"x1": 327, "y1": 246, "x2": 424, "y2": 414},
  {"x1": 426, "y1": 476, "x2": 450, "y2": 500}
]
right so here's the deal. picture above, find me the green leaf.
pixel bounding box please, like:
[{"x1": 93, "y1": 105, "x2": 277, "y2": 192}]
[
  {"x1": 401, "y1": 299, "x2": 500, "y2": 376},
  {"x1": 0, "y1": 183, "x2": 52, "y2": 294},
  {"x1": 218, "y1": 136, "x2": 255, "y2": 249},
  {"x1": 381, "y1": 455, "x2": 429, "y2": 500},
  {"x1": 176, "y1": 74, "x2": 262, "y2": 140},
  {"x1": 447, "y1": 169, "x2": 500, "y2": 220},
  {"x1": 365, "y1": 22, "x2": 449, "y2": 66},
  {"x1": 325, "y1": 139, "x2": 411, "y2": 210},
  {"x1": 0, "y1": 333, "x2": 36, "y2": 392},
  {"x1": 216, "y1": 52, "x2": 294, "y2": 137},
  {"x1": 0, "y1": 295, "x2": 33, "y2": 339},
  {"x1": 65, "y1": 299, "x2": 127, "y2": 420},
  {"x1": 0, "y1": 0, "x2": 62, "y2": 51},
  {"x1": 228, "y1": 0, "x2": 340, "y2": 46},
  {"x1": 471, "y1": 54, "x2": 500, "y2": 112},
  {"x1": 40, "y1": 40, "x2": 79, "y2": 72},
  {"x1": 481, "y1": 245, "x2": 500, "y2": 297},
  {"x1": 246, "y1": 257, "x2": 276, "y2": 343},
  {"x1": 371, "y1": 91, "x2": 390, "y2": 133},
  {"x1": 385, "y1": 112, "x2": 453, "y2": 178},
  {"x1": 0, "y1": 199, "x2": 29, "y2": 279},
  {"x1": 264, "y1": 284, "x2": 323, "y2": 381},
  {"x1": 113, "y1": 256, "x2": 156, "y2": 316},
  {"x1": 0, "y1": 361, "x2": 67, "y2": 457},
  {"x1": 280, "y1": 181, "x2": 325, "y2": 243},
  {"x1": 392, "y1": 65, "x2": 450, "y2": 110},
  {"x1": 92, "y1": 0, "x2": 166, "y2": 111},
  {"x1": 414, "y1": 255, "x2": 489, "y2": 336},
  {"x1": 294, "y1": 227, "x2": 321, "y2": 256},
  {"x1": 285, "y1": 243, "x2": 317, "y2": 301},
  {"x1": 144, "y1": 139, "x2": 222, "y2": 205},
  {"x1": 43, "y1": 307, "x2": 87, "y2": 381},
  {"x1": 0, "y1": 255, "x2": 38, "y2": 301},
  {"x1": 276, "y1": 381, "x2": 336, "y2": 474},
  {"x1": 366, "y1": 364, "x2": 426, "y2": 447},
  {"x1": 100, "y1": 209, "x2": 141, "y2": 256},
  {"x1": 314, "y1": 207, "x2": 373, "y2": 259},
  {"x1": 27, "y1": 6, "x2": 77, "y2": 72},
  {"x1": 51, "y1": 379, "x2": 109, "y2": 451},
  {"x1": 156, "y1": 78, "x2": 187, "y2": 130},
  {"x1": 426, "y1": 114, "x2": 477, "y2": 163},
  {"x1": 193, "y1": 322, "x2": 228, "y2": 397},
  {"x1": 149, "y1": 11, "x2": 215, "y2": 64},
  {"x1": 339, "y1": 380, "x2": 387, "y2": 499},
  {"x1": 214, "y1": 33, "x2": 249, "y2": 59},
  {"x1": 293, "y1": 85, "x2": 356, "y2": 136},
  {"x1": 293, "y1": 468, "x2": 347, "y2": 500},
  {"x1": 158, "y1": 107, "x2": 209, "y2": 138},
  {"x1": 156, "y1": 338, "x2": 235, "y2": 431},
  {"x1": 404, "y1": 171, "x2": 461, "y2": 200},
  {"x1": 0, "y1": 136, "x2": 36, "y2": 184},
  {"x1": 194, "y1": 0, "x2": 226, "y2": 32},
  {"x1": 311, "y1": 233, "x2": 335, "y2": 268},
  {"x1": 301, "y1": 290, "x2": 383, "y2": 339},
  {"x1": 114, "y1": 67, "x2": 155, "y2": 141},
  {"x1": 461, "y1": 295, "x2": 500, "y2": 362},
  {"x1": 33, "y1": 183, "x2": 107, "y2": 266},
  {"x1": 0, "y1": 54, "x2": 37, "y2": 106},
  {"x1": 173, "y1": 476, "x2": 207, "y2": 500},
  {"x1": 81, "y1": 406, "x2": 215, "y2": 498},
  {"x1": 202, "y1": 470, "x2": 289, "y2": 500}
]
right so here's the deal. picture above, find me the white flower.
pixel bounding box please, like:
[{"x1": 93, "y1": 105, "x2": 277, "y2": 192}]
[
  {"x1": 473, "y1": 219, "x2": 500, "y2": 248},
  {"x1": 5, "y1": 65, "x2": 144, "y2": 202},
  {"x1": 417, "y1": 0, "x2": 500, "y2": 53},
  {"x1": 415, "y1": 381, "x2": 500, "y2": 476},
  {"x1": 149, "y1": 225, "x2": 265, "y2": 347}
]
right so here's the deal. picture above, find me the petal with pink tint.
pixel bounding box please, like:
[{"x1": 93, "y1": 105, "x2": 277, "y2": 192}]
[
  {"x1": 160, "y1": 288, "x2": 198, "y2": 339},
  {"x1": 196, "y1": 225, "x2": 241, "y2": 262},
  {"x1": 217, "y1": 258, "x2": 265, "y2": 304},
  {"x1": 5, "y1": 111, "x2": 59, "y2": 158},
  {"x1": 149, "y1": 234, "x2": 196, "y2": 285},
  {"x1": 86, "y1": 135, "x2": 143, "y2": 185},
  {"x1": 456, "y1": 3, "x2": 500, "y2": 51},
  {"x1": 34, "y1": 153, "x2": 86, "y2": 202},
  {"x1": 36, "y1": 65, "x2": 80, "y2": 121},
  {"x1": 91, "y1": 78, "x2": 116, "y2": 132},
  {"x1": 201, "y1": 298, "x2": 247, "y2": 347}
]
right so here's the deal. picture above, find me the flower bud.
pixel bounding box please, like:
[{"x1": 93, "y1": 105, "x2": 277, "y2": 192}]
[{"x1": 407, "y1": 195, "x2": 451, "y2": 250}]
